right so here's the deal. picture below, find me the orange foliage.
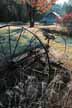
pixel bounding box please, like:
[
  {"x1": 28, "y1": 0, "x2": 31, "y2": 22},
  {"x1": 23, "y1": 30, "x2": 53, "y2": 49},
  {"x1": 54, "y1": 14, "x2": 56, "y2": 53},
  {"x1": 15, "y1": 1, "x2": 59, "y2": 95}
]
[
  {"x1": 32, "y1": 0, "x2": 57, "y2": 13},
  {"x1": 51, "y1": 0, "x2": 57, "y2": 3},
  {"x1": 20, "y1": 0, "x2": 57, "y2": 13}
]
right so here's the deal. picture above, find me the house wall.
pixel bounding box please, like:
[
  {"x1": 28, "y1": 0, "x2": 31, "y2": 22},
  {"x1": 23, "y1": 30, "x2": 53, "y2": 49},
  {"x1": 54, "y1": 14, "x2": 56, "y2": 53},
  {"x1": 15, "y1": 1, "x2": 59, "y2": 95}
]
[{"x1": 41, "y1": 13, "x2": 58, "y2": 25}]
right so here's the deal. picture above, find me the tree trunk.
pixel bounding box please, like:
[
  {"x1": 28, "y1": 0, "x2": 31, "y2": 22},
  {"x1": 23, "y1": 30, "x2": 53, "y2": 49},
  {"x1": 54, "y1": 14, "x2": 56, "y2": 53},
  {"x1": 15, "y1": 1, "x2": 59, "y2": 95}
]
[{"x1": 27, "y1": 3, "x2": 35, "y2": 27}]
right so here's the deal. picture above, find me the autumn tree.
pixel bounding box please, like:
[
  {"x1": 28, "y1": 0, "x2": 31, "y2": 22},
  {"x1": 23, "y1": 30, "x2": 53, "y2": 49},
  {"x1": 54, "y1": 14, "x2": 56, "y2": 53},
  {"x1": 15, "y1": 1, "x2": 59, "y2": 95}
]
[
  {"x1": 62, "y1": 13, "x2": 72, "y2": 32},
  {"x1": 19, "y1": 0, "x2": 57, "y2": 27}
]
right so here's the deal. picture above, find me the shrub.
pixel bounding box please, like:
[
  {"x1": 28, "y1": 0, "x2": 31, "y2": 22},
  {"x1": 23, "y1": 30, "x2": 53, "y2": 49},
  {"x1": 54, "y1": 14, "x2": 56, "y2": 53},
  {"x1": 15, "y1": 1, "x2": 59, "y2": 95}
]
[{"x1": 62, "y1": 13, "x2": 72, "y2": 33}]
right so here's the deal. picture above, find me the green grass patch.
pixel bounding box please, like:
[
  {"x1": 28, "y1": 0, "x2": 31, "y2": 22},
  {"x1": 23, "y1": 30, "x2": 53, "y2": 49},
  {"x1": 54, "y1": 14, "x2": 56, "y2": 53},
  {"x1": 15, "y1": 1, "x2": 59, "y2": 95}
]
[{"x1": 0, "y1": 27, "x2": 40, "y2": 57}]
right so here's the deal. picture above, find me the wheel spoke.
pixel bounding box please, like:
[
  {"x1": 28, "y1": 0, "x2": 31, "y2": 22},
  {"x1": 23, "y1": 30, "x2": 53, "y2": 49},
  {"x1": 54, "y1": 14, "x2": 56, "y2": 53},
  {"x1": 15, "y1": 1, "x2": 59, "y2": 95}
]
[
  {"x1": 8, "y1": 25, "x2": 12, "y2": 58},
  {"x1": 12, "y1": 27, "x2": 23, "y2": 58}
]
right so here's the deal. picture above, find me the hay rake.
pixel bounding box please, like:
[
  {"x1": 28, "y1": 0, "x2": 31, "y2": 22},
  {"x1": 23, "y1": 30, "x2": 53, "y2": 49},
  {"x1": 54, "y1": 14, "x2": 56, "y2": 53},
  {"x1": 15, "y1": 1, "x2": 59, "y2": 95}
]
[
  {"x1": 0, "y1": 22, "x2": 68, "y2": 108},
  {"x1": 0, "y1": 22, "x2": 67, "y2": 85}
]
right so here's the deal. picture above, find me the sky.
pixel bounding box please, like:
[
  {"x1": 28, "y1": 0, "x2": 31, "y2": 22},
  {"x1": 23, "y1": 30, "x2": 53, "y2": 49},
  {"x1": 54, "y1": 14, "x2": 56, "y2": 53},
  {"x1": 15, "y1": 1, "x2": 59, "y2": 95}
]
[{"x1": 56, "y1": 0, "x2": 69, "y2": 5}]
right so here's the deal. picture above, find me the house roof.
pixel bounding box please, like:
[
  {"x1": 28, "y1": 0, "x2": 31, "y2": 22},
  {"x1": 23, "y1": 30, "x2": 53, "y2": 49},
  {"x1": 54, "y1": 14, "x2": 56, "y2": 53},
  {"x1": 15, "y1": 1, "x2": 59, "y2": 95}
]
[{"x1": 45, "y1": 11, "x2": 62, "y2": 19}]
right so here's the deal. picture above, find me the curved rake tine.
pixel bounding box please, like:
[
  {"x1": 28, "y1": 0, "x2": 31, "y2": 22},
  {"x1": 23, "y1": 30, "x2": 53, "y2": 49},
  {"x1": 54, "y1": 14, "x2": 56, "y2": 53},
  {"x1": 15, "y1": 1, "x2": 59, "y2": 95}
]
[
  {"x1": 55, "y1": 36, "x2": 67, "y2": 56},
  {"x1": 8, "y1": 25, "x2": 12, "y2": 58},
  {"x1": 12, "y1": 27, "x2": 23, "y2": 58},
  {"x1": 62, "y1": 36, "x2": 67, "y2": 54}
]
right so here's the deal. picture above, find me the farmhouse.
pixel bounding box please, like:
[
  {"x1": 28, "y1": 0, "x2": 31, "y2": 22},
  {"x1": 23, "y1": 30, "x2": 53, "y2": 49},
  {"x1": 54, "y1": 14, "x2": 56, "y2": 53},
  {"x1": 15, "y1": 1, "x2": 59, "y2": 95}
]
[{"x1": 40, "y1": 11, "x2": 62, "y2": 25}]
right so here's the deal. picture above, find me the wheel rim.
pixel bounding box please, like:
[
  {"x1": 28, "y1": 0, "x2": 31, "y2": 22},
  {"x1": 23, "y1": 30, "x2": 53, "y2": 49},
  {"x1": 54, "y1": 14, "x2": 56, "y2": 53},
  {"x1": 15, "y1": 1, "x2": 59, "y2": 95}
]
[{"x1": 0, "y1": 22, "x2": 49, "y2": 87}]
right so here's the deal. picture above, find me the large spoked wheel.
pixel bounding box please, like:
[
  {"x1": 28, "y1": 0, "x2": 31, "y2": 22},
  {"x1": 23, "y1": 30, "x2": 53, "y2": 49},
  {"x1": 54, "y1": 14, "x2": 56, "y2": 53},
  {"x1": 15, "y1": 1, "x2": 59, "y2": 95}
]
[{"x1": 0, "y1": 22, "x2": 49, "y2": 88}]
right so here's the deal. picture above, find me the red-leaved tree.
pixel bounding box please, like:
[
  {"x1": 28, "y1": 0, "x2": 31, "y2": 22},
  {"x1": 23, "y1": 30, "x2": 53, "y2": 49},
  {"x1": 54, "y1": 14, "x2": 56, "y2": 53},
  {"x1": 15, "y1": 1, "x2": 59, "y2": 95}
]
[{"x1": 62, "y1": 13, "x2": 72, "y2": 32}]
